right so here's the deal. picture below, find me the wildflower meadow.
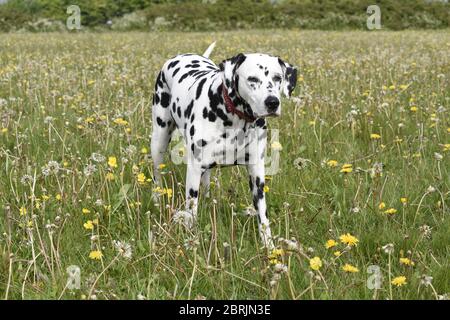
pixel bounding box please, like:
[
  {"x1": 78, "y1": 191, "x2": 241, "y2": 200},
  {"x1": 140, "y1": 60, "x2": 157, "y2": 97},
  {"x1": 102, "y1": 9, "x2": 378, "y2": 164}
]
[{"x1": 0, "y1": 30, "x2": 449, "y2": 300}]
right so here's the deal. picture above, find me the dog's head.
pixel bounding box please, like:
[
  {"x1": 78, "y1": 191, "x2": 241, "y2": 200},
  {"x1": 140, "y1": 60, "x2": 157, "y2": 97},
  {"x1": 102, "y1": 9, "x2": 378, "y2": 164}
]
[{"x1": 220, "y1": 53, "x2": 297, "y2": 118}]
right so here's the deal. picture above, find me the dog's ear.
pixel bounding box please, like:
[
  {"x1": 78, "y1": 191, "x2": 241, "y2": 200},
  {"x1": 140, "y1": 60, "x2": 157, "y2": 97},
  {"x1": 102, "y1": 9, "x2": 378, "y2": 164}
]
[
  {"x1": 278, "y1": 58, "x2": 298, "y2": 98},
  {"x1": 219, "y1": 53, "x2": 247, "y2": 89}
]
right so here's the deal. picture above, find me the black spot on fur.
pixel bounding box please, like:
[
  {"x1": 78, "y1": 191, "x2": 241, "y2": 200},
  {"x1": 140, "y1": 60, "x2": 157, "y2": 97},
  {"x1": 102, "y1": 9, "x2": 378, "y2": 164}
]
[
  {"x1": 168, "y1": 60, "x2": 180, "y2": 69},
  {"x1": 190, "y1": 125, "x2": 195, "y2": 137},
  {"x1": 184, "y1": 100, "x2": 194, "y2": 118},
  {"x1": 196, "y1": 78, "x2": 207, "y2": 100},
  {"x1": 189, "y1": 188, "x2": 198, "y2": 198},
  {"x1": 160, "y1": 92, "x2": 170, "y2": 108},
  {"x1": 156, "y1": 117, "x2": 166, "y2": 128}
]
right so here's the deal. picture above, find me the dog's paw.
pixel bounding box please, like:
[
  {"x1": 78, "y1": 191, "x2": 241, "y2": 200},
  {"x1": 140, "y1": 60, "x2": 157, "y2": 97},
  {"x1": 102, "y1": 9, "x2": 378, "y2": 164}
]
[
  {"x1": 173, "y1": 210, "x2": 195, "y2": 229},
  {"x1": 259, "y1": 224, "x2": 274, "y2": 249}
]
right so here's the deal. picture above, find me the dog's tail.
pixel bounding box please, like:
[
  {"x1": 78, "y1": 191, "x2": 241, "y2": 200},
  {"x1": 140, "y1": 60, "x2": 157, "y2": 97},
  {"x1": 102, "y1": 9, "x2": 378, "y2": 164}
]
[{"x1": 202, "y1": 41, "x2": 216, "y2": 58}]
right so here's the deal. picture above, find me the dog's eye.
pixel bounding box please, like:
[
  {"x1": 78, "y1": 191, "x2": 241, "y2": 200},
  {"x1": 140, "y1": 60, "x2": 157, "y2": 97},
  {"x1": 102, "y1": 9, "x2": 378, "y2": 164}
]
[
  {"x1": 247, "y1": 76, "x2": 260, "y2": 83},
  {"x1": 273, "y1": 75, "x2": 282, "y2": 82}
]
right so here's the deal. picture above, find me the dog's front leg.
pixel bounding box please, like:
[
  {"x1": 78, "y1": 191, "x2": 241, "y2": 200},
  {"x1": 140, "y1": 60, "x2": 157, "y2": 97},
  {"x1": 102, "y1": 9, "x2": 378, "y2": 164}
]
[
  {"x1": 181, "y1": 163, "x2": 203, "y2": 228},
  {"x1": 247, "y1": 162, "x2": 274, "y2": 249}
]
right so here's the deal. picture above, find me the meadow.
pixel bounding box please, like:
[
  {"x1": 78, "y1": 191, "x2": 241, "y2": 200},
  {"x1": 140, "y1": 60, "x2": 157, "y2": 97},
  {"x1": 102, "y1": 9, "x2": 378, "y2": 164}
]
[{"x1": 0, "y1": 30, "x2": 449, "y2": 300}]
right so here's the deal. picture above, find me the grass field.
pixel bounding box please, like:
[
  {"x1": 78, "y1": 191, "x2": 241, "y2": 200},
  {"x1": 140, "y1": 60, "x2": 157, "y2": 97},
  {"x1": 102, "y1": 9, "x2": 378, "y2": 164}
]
[{"x1": 0, "y1": 30, "x2": 449, "y2": 300}]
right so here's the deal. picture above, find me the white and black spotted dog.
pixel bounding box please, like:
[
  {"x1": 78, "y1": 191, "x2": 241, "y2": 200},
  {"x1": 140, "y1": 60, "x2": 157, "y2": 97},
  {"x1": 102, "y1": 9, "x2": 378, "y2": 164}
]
[{"x1": 151, "y1": 42, "x2": 297, "y2": 248}]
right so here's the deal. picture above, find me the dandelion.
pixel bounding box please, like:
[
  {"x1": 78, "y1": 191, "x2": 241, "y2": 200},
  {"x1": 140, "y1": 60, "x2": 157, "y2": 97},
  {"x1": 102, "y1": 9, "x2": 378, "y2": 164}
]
[
  {"x1": 1, "y1": 127, "x2": 8, "y2": 134},
  {"x1": 89, "y1": 250, "x2": 103, "y2": 260},
  {"x1": 391, "y1": 276, "x2": 407, "y2": 287},
  {"x1": 400, "y1": 197, "x2": 408, "y2": 205},
  {"x1": 442, "y1": 144, "x2": 450, "y2": 152},
  {"x1": 105, "y1": 172, "x2": 115, "y2": 181},
  {"x1": 342, "y1": 263, "x2": 359, "y2": 273},
  {"x1": 370, "y1": 133, "x2": 381, "y2": 140},
  {"x1": 378, "y1": 202, "x2": 386, "y2": 210},
  {"x1": 82, "y1": 208, "x2": 91, "y2": 214},
  {"x1": 271, "y1": 141, "x2": 282, "y2": 151},
  {"x1": 20, "y1": 174, "x2": 34, "y2": 185},
  {"x1": 325, "y1": 239, "x2": 337, "y2": 249},
  {"x1": 83, "y1": 163, "x2": 97, "y2": 177},
  {"x1": 327, "y1": 160, "x2": 338, "y2": 167},
  {"x1": 309, "y1": 257, "x2": 322, "y2": 271},
  {"x1": 369, "y1": 162, "x2": 384, "y2": 178},
  {"x1": 19, "y1": 207, "x2": 27, "y2": 216},
  {"x1": 113, "y1": 240, "x2": 132, "y2": 260},
  {"x1": 55, "y1": 194, "x2": 62, "y2": 201},
  {"x1": 137, "y1": 173, "x2": 146, "y2": 184},
  {"x1": 382, "y1": 243, "x2": 394, "y2": 254},
  {"x1": 158, "y1": 163, "x2": 166, "y2": 170},
  {"x1": 113, "y1": 118, "x2": 128, "y2": 126},
  {"x1": 384, "y1": 208, "x2": 397, "y2": 215},
  {"x1": 340, "y1": 164, "x2": 353, "y2": 173},
  {"x1": 91, "y1": 152, "x2": 105, "y2": 163},
  {"x1": 263, "y1": 185, "x2": 270, "y2": 193},
  {"x1": 334, "y1": 251, "x2": 342, "y2": 257},
  {"x1": 400, "y1": 258, "x2": 414, "y2": 266},
  {"x1": 420, "y1": 275, "x2": 433, "y2": 287},
  {"x1": 108, "y1": 156, "x2": 118, "y2": 168},
  {"x1": 339, "y1": 233, "x2": 359, "y2": 246},
  {"x1": 410, "y1": 106, "x2": 418, "y2": 112},
  {"x1": 141, "y1": 147, "x2": 148, "y2": 154},
  {"x1": 83, "y1": 220, "x2": 94, "y2": 230}
]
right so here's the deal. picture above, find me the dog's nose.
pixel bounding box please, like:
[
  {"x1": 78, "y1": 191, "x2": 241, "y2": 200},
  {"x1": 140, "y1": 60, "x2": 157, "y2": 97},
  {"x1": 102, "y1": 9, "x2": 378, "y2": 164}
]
[{"x1": 265, "y1": 96, "x2": 280, "y2": 113}]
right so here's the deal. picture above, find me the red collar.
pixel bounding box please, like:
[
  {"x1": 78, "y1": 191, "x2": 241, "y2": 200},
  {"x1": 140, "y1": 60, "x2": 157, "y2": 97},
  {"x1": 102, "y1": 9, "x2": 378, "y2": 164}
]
[{"x1": 222, "y1": 83, "x2": 256, "y2": 122}]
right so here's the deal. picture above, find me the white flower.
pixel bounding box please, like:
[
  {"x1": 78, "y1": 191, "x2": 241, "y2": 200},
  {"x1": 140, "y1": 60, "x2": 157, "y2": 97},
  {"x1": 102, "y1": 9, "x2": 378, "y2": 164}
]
[
  {"x1": 382, "y1": 243, "x2": 394, "y2": 254},
  {"x1": 91, "y1": 152, "x2": 105, "y2": 163},
  {"x1": 420, "y1": 274, "x2": 433, "y2": 286},
  {"x1": 113, "y1": 240, "x2": 132, "y2": 260}
]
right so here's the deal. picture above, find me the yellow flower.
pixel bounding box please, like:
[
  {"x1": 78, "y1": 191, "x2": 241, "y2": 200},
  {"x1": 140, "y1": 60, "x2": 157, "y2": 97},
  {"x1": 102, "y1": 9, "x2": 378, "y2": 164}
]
[
  {"x1": 158, "y1": 163, "x2": 166, "y2": 170},
  {"x1": 327, "y1": 160, "x2": 338, "y2": 167},
  {"x1": 309, "y1": 257, "x2": 322, "y2": 271},
  {"x1": 389, "y1": 85, "x2": 396, "y2": 90},
  {"x1": 263, "y1": 185, "x2": 270, "y2": 193},
  {"x1": 443, "y1": 144, "x2": 450, "y2": 152},
  {"x1": 87, "y1": 79, "x2": 96, "y2": 85},
  {"x1": 342, "y1": 263, "x2": 359, "y2": 273},
  {"x1": 113, "y1": 118, "x2": 128, "y2": 126},
  {"x1": 42, "y1": 194, "x2": 50, "y2": 201},
  {"x1": 82, "y1": 208, "x2": 90, "y2": 214},
  {"x1": 19, "y1": 206, "x2": 27, "y2": 216},
  {"x1": 55, "y1": 194, "x2": 62, "y2": 201},
  {"x1": 105, "y1": 172, "x2": 115, "y2": 181},
  {"x1": 137, "y1": 173, "x2": 146, "y2": 184},
  {"x1": 268, "y1": 248, "x2": 284, "y2": 264},
  {"x1": 84, "y1": 117, "x2": 95, "y2": 124},
  {"x1": 410, "y1": 106, "x2": 418, "y2": 112},
  {"x1": 325, "y1": 239, "x2": 337, "y2": 249},
  {"x1": 271, "y1": 141, "x2": 282, "y2": 151},
  {"x1": 108, "y1": 156, "x2": 118, "y2": 168},
  {"x1": 400, "y1": 258, "x2": 414, "y2": 266},
  {"x1": 89, "y1": 250, "x2": 103, "y2": 260},
  {"x1": 1, "y1": 127, "x2": 8, "y2": 133},
  {"x1": 340, "y1": 163, "x2": 353, "y2": 173},
  {"x1": 83, "y1": 220, "x2": 94, "y2": 230},
  {"x1": 339, "y1": 233, "x2": 359, "y2": 246},
  {"x1": 391, "y1": 276, "x2": 407, "y2": 287},
  {"x1": 384, "y1": 208, "x2": 397, "y2": 215},
  {"x1": 141, "y1": 147, "x2": 148, "y2": 154},
  {"x1": 447, "y1": 128, "x2": 450, "y2": 133},
  {"x1": 378, "y1": 202, "x2": 386, "y2": 210},
  {"x1": 334, "y1": 251, "x2": 342, "y2": 257},
  {"x1": 399, "y1": 84, "x2": 409, "y2": 90},
  {"x1": 400, "y1": 197, "x2": 408, "y2": 205},
  {"x1": 370, "y1": 133, "x2": 381, "y2": 140}
]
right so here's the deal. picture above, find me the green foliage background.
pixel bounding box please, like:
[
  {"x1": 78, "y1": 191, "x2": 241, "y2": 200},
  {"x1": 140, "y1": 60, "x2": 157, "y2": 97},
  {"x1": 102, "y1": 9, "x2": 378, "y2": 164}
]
[{"x1": 0, "y1": 0, "x2": 449, "y2": 32}]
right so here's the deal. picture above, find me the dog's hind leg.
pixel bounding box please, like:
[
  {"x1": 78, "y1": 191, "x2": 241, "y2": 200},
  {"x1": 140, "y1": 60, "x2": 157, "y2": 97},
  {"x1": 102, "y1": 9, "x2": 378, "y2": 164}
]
[{"x1": 150, "y1": 70, "x2": 174, "y2": 185}]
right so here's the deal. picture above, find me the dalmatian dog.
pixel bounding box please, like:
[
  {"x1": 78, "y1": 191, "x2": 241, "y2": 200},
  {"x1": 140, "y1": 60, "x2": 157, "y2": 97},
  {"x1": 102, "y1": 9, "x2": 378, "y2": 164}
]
[{"x1": 151, "y1": 42, "x2": 297, "y2": 248}]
